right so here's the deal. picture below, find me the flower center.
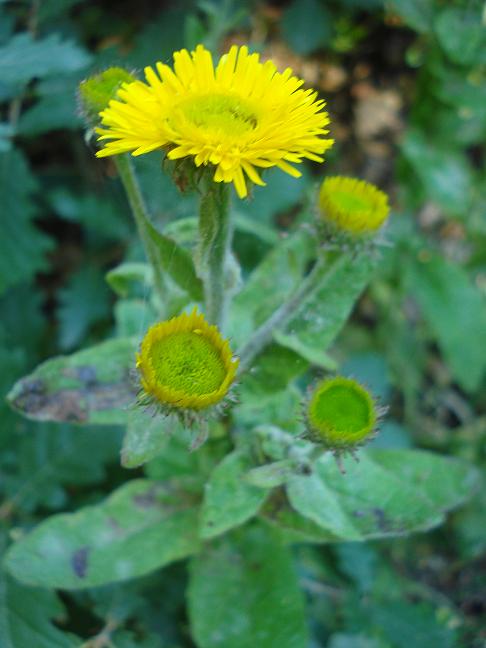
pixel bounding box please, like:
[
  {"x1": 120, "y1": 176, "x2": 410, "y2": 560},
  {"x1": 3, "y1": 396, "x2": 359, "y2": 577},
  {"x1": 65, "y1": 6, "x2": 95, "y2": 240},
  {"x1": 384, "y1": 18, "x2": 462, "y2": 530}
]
[
  {"x1": 149, "y1": 331, "x2": 227, "y2": 396},
  {"x1": 312, "y1": 384, "x2": 371, "y2": 436},
  {"x1": 332, "y1": 191, "x2": 372, "y2": 214},
  {"x1": 179, "y1": 93, "x2": 258, "y2": 136}
]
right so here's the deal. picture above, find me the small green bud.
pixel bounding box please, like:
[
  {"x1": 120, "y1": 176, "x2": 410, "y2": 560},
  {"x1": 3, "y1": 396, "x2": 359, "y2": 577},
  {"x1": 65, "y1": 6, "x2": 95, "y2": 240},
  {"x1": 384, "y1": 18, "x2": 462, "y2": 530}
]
[
  {"x1": 303, "y1": 376, "x2": 383, "y2": 468},
  {"x1": 78, "y1": 67, "x2": 136, "y2": 127}
]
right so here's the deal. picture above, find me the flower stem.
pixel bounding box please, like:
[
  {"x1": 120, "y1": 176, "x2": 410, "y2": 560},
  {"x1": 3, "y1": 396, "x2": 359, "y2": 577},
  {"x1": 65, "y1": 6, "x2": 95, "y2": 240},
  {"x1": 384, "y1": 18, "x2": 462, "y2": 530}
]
[
  {"x1": 197, "y1": 181, "x2": 231, "y2": 329},
  {"x1": 238, "y1": 251, "x2": 348, "y2": 371},
  {"x1": 115, "y1": 154, "x2": 166, "y2": 302}
]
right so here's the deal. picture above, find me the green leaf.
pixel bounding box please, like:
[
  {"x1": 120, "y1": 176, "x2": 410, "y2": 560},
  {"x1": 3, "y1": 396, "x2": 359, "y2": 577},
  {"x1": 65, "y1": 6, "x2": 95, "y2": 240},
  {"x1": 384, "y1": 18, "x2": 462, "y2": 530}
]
[
  {"x1": 228, "y1": 229, "x2": 315, "y2": 349},
  {"x1": 241, "y1": 343, "x2": 309, "y2": 396},
  {"x1": 146, "y1": 218, "x2": 203, "y2": 301},
  {"x1": 57, "y1": 266, "x2": 112, "y2": 350},
  {"x1": 275, "y1": 254, "x2": 376, "y2": 367},
  {"x1": 188, "y1": 524, "x2": 308, "y2": 648},
  {"x1": 47, "y1": 187, "x2": 132, "y2": 240},
  {"x1": 406, "y1": 253, "x2": 486, "y2": 392},
  {"x1": 0, "y1": 33, "x2": 91, "y2": 85},
  {"x1": 400, "y1": 129, "x2": 473, "y2": 216},
  {"x1": 1, "y1": 424, "x2": 122, "y2": 513},
  {"x1": 435, "y1": 7, "x2": 485, "y2": 66},
  {"x1": 106, "y1": 263, "x2": 153, "y2": 298},
  {"x1": 7, "y1": 337, "x2": 137, "y2": 425},
  {"x1": 0, "y1": 567, "x2": 77, "y2": 647},
  {"x1": 200, "y1": 451, "x2": 269, "y2": 539},
  {"x1": 386, "y1": 0, "x2": 434, "y2": 33},
  {"x1": 17, "y1": 75, "x2": 83, "y2": 136},
  {"x1": 287, "y1": 449, "x2": 479, "y2": 541},
  {"x1": 261, "y1": 499, "x2": 339, "y2": 544},
  {"x1": 281, "y1": 0, "x2": 332, "y2": 55},
  {"x1": 121, "y1": 409, "x2": 180, "y2": 469},
  {"x1": 1, "y1": 150, "x2": 53, "y2": 294},
  {"x1": 4, "y1": 480, "x2": 201, "y2": 589}
]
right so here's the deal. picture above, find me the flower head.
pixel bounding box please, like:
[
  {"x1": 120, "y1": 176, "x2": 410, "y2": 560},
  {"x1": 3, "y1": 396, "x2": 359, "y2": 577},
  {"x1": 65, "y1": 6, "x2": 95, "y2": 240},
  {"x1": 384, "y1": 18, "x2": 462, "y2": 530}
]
[
  {"x1": 304, "y1": 377, "x2": 380, "y2": 459},
  {"x1": 96, "y1": 44, "x2": 333, "y2": 198},
  {"x1": 319, "y1": 176, "x2": 390, "y2": 236},
  {"x1": 137, "y1": 309, "x2": 238, "y2": 413}
]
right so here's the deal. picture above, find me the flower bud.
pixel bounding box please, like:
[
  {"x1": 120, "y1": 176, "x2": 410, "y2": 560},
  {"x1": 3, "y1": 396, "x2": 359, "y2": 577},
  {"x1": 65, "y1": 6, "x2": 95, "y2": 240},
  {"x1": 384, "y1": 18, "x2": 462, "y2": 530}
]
[
  {"x1": 303, "y1": 376, "x2": 382, "y2": 467},
  {"x1": 318, "y1": 176, "x2": 390, "y2": 240},
  {"x1": 78, "y1": 67, "x2": 136, "y2": 127}
]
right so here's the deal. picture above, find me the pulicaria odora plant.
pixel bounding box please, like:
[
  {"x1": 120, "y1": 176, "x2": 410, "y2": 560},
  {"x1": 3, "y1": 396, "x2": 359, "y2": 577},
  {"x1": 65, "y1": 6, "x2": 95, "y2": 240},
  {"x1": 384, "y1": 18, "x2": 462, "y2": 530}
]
[{"x1": 79, "y1": 44, "x2": 391, "y2": 462}]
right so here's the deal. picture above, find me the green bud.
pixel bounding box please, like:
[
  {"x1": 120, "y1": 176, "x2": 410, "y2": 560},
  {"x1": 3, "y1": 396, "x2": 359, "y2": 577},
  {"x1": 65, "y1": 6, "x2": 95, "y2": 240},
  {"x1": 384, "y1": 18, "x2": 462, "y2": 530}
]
[
  {"x1": 78, "y1": 67, "x2": 136, "y2": 127},
  {"x1": 303, "y1": 376, "x2": 383, "y2": 467}
]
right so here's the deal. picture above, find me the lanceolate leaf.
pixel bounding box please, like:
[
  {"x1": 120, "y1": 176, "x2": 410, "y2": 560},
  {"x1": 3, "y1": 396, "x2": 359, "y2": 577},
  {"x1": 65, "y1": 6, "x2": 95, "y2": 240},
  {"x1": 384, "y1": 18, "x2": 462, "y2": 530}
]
[
  {"x1": 4, "y1": 480, "x2": 201, "y2": 589},
  {"x1": 275, "y1": 254, "x2": 377, "y2": 366},
  {"x1": 287, "y1": 449, "x2": 479, "y2": 541},
  {"x1": 188, "y1": 524, "x2": 308, "y2": 648},
  {"x1": 7, "y1": 338, "x2": 138, "y2": 425}
]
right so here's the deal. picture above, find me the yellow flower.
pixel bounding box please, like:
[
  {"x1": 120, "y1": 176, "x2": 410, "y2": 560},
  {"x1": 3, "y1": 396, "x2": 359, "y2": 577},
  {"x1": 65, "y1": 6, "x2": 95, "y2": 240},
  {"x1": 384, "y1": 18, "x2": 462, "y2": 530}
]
[
  {"x1": 305, "y1": 376, "x2": 378, "y2": 450},
  {"x1": 319, "y1": 176, "x2": 390, "y2": 235},
  {"x1": 137, "y1": 309, "x2": 238, "y2": 411},
  {"x1": 96, "y1": 44, "x2": 333, "y2": 198}
]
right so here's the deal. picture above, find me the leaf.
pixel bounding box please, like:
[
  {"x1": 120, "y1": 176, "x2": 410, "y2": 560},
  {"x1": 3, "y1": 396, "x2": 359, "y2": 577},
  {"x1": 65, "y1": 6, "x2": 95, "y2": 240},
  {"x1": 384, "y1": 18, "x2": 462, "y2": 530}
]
[
  {"x1": 47, "y1": 187, "x2": 132, "y2": 240},
  {"x1": 0, "y1": 33, "x2": 91, "y2": 85},
  {"x1": 0, "y1": 567, "x2": 77, "y2": 647},
  {"x1": 386, "y1": 0, "x2": 434, "y2": 33},
  {"x1": 281, "y1": 0, "x2": 332, "y2": 55},
  {"x1": 121, "y1": 409, "x2": 181, "y2": 469},
  {"x1": 286, "y1": 449, "x2": 479, "y2": 541},
  {"x1": 261, "y1": 499, "x2": 339, "y2": 544},
  {"x1": 106, "y1": 263, "x2": 153, "y2": 298},
  {"x1": 1, "y1": 424, "x2": 122, "y2": 513},
  {"x1": 400, "y1": 129, "x2": 473, "y2": 216},
  {"x1": 145, "y1": 218, "x2": 203, "y2": 301},
  {"x1": 7, "y1": 337, "x2": 137, "y2": 425},
  {"x1": 4, "y1": 480, "x2": 201, "y2": 589},
  {"x1": 435, "y1": 7, "x2": 485, "y2": 66},
  {"x1": 57, "y1": 266, "x2": 113, "y2": 350},
  {"x1": 0, "y1": 150, "x2": 53, "y2": 294},
  {"x1": 200, "y1": 451, "x2": 269, "y2": 539},
  {"x1": 406, "y1": 253, "x2": 486, "y2": 392},
  {"x1": 241, "y1": 343, "x2": 309, "y2": 396},
  {"x1": 188, "y1": 524, "x2": 308, "y2": 648},
  {"x1": 17, "y1": 75, "x2": 83, "y2": 136},
  {"x1": 228, "y1": 229, "x2": 316, "y2": 349},
  {"x1": 275, "y1": 254, "x2": 376, "y2": 366}
]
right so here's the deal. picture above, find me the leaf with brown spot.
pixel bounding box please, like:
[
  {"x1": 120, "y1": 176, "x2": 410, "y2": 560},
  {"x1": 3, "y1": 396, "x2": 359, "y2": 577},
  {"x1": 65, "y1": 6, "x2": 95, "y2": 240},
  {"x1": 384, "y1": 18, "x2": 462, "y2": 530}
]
[{"x1": 7, "y1": 338, "x2": 138, "y2": 425}]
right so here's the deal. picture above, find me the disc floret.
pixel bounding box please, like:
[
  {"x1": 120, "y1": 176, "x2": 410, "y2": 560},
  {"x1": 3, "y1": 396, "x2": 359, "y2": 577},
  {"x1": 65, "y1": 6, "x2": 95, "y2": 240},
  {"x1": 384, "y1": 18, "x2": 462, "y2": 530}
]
[
  {"x1": 136, "y1": 309, "x2": 239, "y2": 420},
  {"x1": 318, "y1": 176, "x2": 390, "y2": 239}
]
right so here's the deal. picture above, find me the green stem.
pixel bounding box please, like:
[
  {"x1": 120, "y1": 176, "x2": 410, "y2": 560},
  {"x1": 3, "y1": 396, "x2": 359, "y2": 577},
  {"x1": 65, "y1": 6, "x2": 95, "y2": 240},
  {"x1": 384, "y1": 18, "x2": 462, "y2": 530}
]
[
  {"x1": 115, "y1": 155, "x2": 166, "y2": 302},
  {"x1": 197, "y1": 181, "x2": 231, "y2": 329},
  {"x1": 238, "y1": 251, "x2": 348, "y2": 371}
]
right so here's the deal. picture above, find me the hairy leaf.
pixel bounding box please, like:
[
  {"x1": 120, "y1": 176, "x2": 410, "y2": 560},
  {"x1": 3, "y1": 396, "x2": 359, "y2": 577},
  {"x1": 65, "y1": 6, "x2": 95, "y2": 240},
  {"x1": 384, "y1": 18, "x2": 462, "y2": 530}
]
[{"x1": 4, "y1": 480, "x2": 200, "y2": 589}]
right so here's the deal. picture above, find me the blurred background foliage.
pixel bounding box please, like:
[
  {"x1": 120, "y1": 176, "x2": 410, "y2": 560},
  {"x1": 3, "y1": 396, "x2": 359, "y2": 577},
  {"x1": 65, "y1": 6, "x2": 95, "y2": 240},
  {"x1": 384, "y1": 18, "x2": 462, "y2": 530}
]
[{"x1": 0, "y1": 0, "x2": 485, "y2": 646}]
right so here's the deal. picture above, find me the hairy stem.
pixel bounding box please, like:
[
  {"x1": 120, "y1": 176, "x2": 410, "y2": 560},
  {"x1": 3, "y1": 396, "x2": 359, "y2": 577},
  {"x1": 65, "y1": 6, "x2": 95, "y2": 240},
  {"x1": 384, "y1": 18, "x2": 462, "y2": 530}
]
[
  {"x1": 115, "y1": 154, "x2": 166, "y2": 302},
  {"x1": 197, "y1": 181, "x2": 231, "y2": 329},
  {"x1": 238, "y1": 252, "x2": 348, "y2": 371}
]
